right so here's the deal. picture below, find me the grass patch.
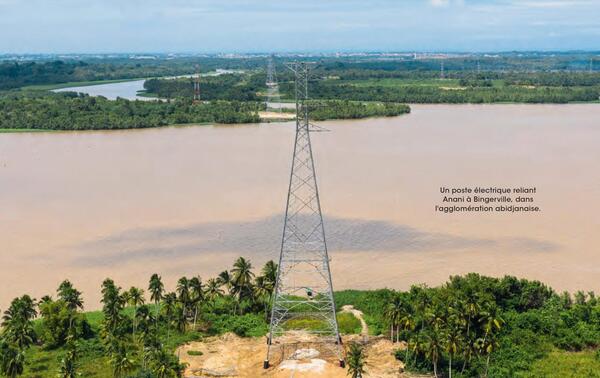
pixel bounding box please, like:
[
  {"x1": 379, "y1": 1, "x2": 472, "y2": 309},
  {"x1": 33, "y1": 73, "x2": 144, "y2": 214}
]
[
  {"x1": 0, "y1": 128, "x2": 55, "y2": 133},
  {"x1": 25, "y1": 338, "x2": 110, "y2": 378},
  {"x1": 281, "y1": 312, "x2": 362, "y2": 335},
  {"x1": 521, "y1": 349, "x2": 600, "y2": 377},
  {"x1": 187, "y1": 350, "x2": 203, "y2": 356},
  {"x1": 337, "y1": 312, "x2": 362, "y2": 335},
  {"x1": 330, "y1": 78, "x2": 463, "y2": 88}
]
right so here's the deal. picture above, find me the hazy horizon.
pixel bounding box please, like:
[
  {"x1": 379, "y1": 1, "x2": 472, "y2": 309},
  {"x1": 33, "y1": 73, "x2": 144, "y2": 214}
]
[
  {"x1": 2, "y1": 50, "x2": 600, "y2": 56},
  {"x1": 1, "y1": 0, "x2": 599, "y2": 54}
]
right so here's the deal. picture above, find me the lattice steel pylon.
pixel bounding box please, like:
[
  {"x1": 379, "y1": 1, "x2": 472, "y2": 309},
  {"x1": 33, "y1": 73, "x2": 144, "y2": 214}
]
[
  {"x1": 193, "y1": 64, "x2": 200, "y2": 102},
  {"x1": 264, "y1": 62, "x2": 343, "y2": 369},
  {"x1": 265, "y1": 55, "x2": 282, "y2": 112}
]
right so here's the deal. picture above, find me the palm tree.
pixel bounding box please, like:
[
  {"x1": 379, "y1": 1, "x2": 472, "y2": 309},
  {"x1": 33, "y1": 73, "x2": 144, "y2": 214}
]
[
  {"x1": 58, "y1": 338, "x2": 78, "y2": 378},
  {"x1": 176, "y1": 277, "x2": 191, "y2": 315},
  {"x1": 57, "y1": 280, "x2": 84, "y2": 311},
  {"x1": 189, "y1": 276, "x2": 203, "y2": 330},
  {"x1": 2, "y1": 296, "x2": 37, "y2": 349},
  {"x1": 346, "y1": 342, "x2": 367, "y2": 378},
  {"x1": 425, "y1": 330, "x2": 443, "y2": 378},
  {"x1": 0, "y1": 343, "x2": 24, "y2": 378},
  {"x1": 149, "y1": 274, "x2": 164, "y2": 322},
  {"x1": 174, "y1": 304, "x2": 187, "y2": 333},
  {"x1": 261, "y1": 260, "x2": 278, "y2": 290},
  {"x1": 110, "y1": 343, "x2": 135, "y2": 378},
  {"x1": 101, "y1": 279, "x2": 124, "y2": 334},
  {"x1": 482, "y1": 335, "x2": 499, "y2": 377},
  {"x1": 204, "y1": 278, "x2": 224, "y2": 307},
  {"x1": 127, "y1": 287, "x2": 145, "y2": 338},
  {"x1": 399, "y1": 310, "x2": 416, "y2": 362},
  {"x1": 253, "y1": 276, "x2": 271, "y2": 320},
  {"x1": 135, "y1": 305, "x2": 151, "y2": 343},
  {"x1": 444, "y1": 318, "x2": 463, "y2": 378},
  {"x1": 38, "y1": 295, "x2": 53, "y2": 307},
  {"x1": 479, "y1": 304, "x2": 503, "y2": 377},
  {"x1": 217, "y1": 271, "x2": 233, "y2": 295},
  {"x1": 231, "y1": 257, "x2": 255, "y2": 313},
  {"x1": 460, "y1": 294, "x2": 480, "y2": 372},
  {"x1": 384, "y1": 294, "x2": 404, "y2": 342},
  {"x1": 384, "y1": 301, "x2": 397, "y2": 342},
  {"x1": 148, "y1": 348, "x2": 187, "y2": 378},
  {"x1": 163, "y1": 292, "x2": 177, "y2": 343},
  {"x1": 3, "y1": 295, "x2": 37, "y2": 324}
]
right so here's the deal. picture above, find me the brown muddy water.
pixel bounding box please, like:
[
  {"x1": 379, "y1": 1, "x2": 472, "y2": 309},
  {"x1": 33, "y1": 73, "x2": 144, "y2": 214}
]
[{"x1": 1, "y1": 104, "x2": 600, "y2": 309}]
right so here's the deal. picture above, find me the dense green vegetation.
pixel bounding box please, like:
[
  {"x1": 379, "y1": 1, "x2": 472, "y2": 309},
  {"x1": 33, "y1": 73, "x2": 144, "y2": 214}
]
[
  {"x1": 143, "y1": 74, "x2": 263, "y2": 101},
  {"x1": 6, "y1": 51, "x2": 598, "y2": 92},
  {"x1": 0, "y1": 258, "x2": 280, "y2": 377},
  {"x1": 2, "y1": 262, "x2": 598, "y2": 377},
  {"x1": 134, "y1": 55, "x2": 600, "y2": 106},
  {"x1": 0, "y1": 93, "x2": 261, "y2": 130},
  {"x1": 335, "y1": 274, "x2": 600, "y2": 377},
  {"x1": 270, "y1": 58, "x2": 600, "y2": 104},
  {"x1": 303, "y1": 100, "x2": 410, "y2": 120},
  {"x1": 290, "y1": 79, "x2": 600, "y2": 104},
  {"x1": 0, "y1": 93, "x2": 408, "y2": 131},
  {"x1": 4, "y1": 53, "x2": 600, "y2": 131},
  {"x1": 0, "y1": 57, "x2": 266, "y2": 91}
]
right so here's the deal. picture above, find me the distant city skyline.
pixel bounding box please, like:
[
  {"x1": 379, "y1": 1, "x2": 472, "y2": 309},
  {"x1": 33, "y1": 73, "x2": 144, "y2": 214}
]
[{"x1": 1, "y1": 0, "x2": 599, "y2": 54}]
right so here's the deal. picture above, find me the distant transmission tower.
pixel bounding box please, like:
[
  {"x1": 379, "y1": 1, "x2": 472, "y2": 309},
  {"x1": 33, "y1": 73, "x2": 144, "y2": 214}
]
[
  {"x1": 193, "y1": 64, "x2": 201, "y2": 102},
  {"x1": 264, "y1": 62, "x2": 343, "y2": 369},
  {"x1": 441, "y1": 60, "x2": 445, "y2": 79},
  {"x1": 590, "y1": 58, "x2": 594, "y2": 73},
  {"x1": 265, "y1": 55, "x2": 281, "y2": 112}
]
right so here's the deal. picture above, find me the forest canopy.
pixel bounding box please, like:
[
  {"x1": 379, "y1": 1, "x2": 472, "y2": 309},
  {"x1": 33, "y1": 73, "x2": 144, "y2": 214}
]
[{"x1": 0, "y1": 93, "x2": 261, "y2": 130}]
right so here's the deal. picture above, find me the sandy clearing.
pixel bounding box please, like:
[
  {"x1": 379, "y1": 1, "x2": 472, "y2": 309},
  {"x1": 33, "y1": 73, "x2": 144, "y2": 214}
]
[{"x1": 177, "y1": 331, "x2": 411, "y2": 378}]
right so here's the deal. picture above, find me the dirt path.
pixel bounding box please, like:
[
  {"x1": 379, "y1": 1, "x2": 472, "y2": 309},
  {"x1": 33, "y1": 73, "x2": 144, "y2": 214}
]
[
  {"x1": 177, "y1": 332, "x2": 406, "y2": 377},
  {"x1": 341, "y1": 305, "x2": 369, "y2": 336}
]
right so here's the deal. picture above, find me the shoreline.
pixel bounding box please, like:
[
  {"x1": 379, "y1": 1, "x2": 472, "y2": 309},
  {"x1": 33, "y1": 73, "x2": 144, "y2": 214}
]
[{"x1": 2, "y1": 101, "x2": 600, "y2": 133}]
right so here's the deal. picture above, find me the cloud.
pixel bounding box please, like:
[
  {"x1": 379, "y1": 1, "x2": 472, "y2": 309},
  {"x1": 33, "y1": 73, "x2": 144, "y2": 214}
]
[
  {"x1": 513, "y1": 1, "x2": 593, "y2": 9},
  {"x1": 430, "y1": 0, "x2": 450, "y2": 6},
  {"x1": 71, "y1": 214, "x2": 559, "y2": 267},
  {"x1": 0, "y1": 0, "x2": 598, "y2": 52},
  {"x1": 429, "y1": 0, "x2": 465, "y2": 7}
]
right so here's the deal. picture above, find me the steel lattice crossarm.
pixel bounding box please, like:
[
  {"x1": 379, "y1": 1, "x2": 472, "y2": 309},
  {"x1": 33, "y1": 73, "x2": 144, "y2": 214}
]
[{"x1": 264, "y1": 62, "x2": 344, "y2": 369}]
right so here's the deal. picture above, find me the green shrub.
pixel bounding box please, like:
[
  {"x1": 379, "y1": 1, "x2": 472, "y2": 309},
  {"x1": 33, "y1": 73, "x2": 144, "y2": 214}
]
[
  {"x1": 337, "y1": 312, "x2": 362, "y2": 335},
  {"x1": 203, "y1": 313, "x2": 268, "y2": 338}
]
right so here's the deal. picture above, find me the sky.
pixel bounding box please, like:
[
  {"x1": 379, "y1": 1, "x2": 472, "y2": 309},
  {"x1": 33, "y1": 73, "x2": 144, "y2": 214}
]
[{"x1": 0, "y1": 0, "x2": 599, "y2": 53}]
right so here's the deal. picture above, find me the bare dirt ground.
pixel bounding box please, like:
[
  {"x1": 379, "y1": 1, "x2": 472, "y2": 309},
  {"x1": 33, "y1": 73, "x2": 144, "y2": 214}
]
[
  {"x1": 177, "y1": 331, "x2": 413, "y2": 378},
  {"x1": 258, "y1": 111, "x2": 296, "y2": 120}
]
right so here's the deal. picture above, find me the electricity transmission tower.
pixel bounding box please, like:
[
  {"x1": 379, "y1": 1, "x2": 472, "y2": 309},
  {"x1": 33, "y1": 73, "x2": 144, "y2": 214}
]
[
  {"x1": 265, "y1": 55, "x2": 281, "y2": 112},
  {"x1": 440, "y1": 60, "x2": 445, "y2": 79},
  {"x1": 264, "y1": 62, "x2": 343, "y2": 369},
  {"x1": 193, "y1": 64, "x2": 200, "y2": 102}
]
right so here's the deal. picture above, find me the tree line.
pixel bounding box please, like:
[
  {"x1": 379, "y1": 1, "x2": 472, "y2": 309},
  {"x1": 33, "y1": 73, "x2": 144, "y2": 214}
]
[
  {"x1": 0, "y1": 57, "x2": 266, "y2": 91},
  {"x1": 143, "y1": 74, "x2": 264, "y2": 102},
  {"x1": 0, "y1": 257, "x2": 278, "y2": 377},
  {"x1": 1, "y1": 266, "x2": 599, "y2": 377},
  {"x1": 336, "y1": 273, "x2": 600, "y2": 377},
  {"x1": 306, "y1": 100, "x2": 410, "y2": 120},
  {"x1": 281, "y1": 81, "x2": 600, "y2": 104},
  {"x1": 0, "y1": 93, "x2": 261, "y2": 130}
]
